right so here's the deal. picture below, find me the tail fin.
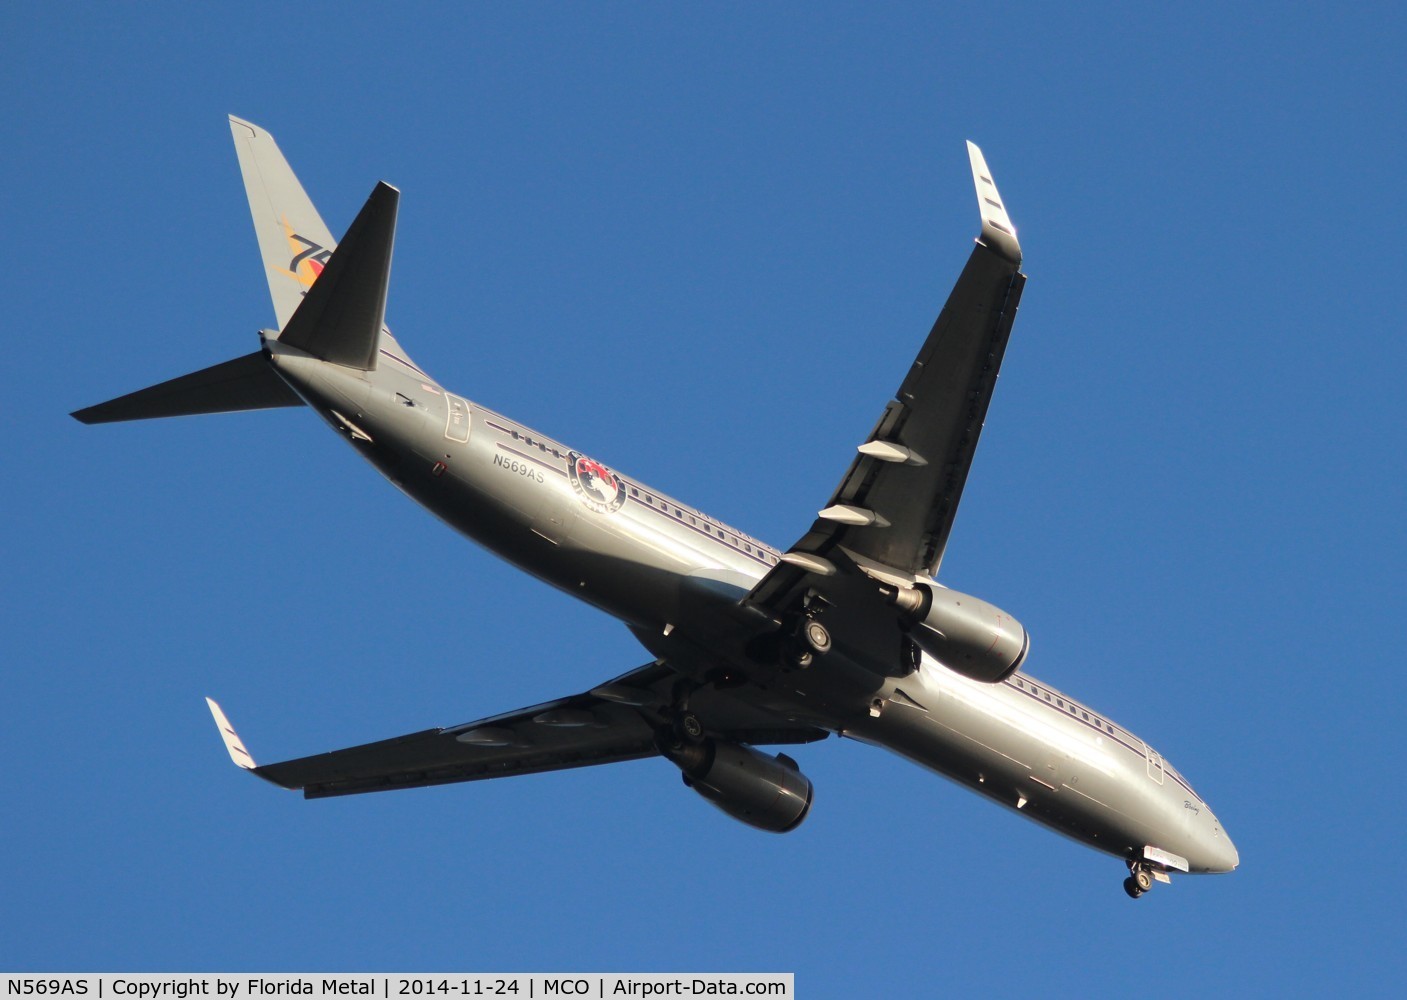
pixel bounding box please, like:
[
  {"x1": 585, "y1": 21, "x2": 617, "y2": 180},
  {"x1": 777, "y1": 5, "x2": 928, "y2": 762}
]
[
  {"x1": 231, "y1": 116, "x2": 416, "y2": 373},
  {"x1": 71, "y1": 117, "x2": 418, "y2": 425},
  {"x1": 229, "y1": 116, "x2": 339, "y2": 331}
]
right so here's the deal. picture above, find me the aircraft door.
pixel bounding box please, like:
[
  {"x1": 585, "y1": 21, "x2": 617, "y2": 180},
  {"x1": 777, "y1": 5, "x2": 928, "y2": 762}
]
[
  {"x1": 444, "y1": 394, "x2": 471, "y2": 443},
  {"x1": 1144, "y1": 743, "x2": 1165, "y2": 785}
]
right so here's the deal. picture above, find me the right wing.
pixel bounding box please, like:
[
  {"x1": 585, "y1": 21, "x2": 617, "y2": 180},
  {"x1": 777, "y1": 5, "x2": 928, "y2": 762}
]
[
  {"x1": 207, "y1": 662, "x2": 825, "y2": 799},
  {"x1": 748, "y1": 142, "x2": 1024, "y2": 615}
]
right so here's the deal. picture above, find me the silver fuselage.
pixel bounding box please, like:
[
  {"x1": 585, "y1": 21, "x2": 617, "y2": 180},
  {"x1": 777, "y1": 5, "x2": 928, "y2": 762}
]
[{"x1": 269, "y1": 337, "x2": 1238, "y2": 875}]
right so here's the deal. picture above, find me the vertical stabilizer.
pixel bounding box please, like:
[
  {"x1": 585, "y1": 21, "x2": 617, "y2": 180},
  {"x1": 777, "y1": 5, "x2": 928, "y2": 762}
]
[{"x1": 229, "y1": 115, "x2": 340, "y2": 331}]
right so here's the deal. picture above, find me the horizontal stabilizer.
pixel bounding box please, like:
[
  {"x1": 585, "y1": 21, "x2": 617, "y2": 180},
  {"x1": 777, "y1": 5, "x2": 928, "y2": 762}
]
[
  {"x1": 71, "y1": 351, "x2": 303, "y2": 424},
  {"x1": 278, "y1": 181, "x2": 399, "y2": 371}
]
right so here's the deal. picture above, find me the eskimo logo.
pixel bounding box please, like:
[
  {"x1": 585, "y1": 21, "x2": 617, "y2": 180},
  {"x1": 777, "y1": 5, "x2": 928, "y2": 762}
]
[
  {"x1": 567, "y1": 452, "x2": 627, "y2": 514},
  {"x1": 289, "y1": 234, "x2": 332, "y2": 278},
  {"x1": 278, "y1": 216, "x2": 333, "y2": 287}
]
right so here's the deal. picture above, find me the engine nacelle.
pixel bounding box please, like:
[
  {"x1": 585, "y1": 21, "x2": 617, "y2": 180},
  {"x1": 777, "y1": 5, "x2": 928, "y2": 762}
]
[
  {"x1": 902, "y1": 583, "x2": 1029, "y2": 683},
  {"x1": 665, "y1": 740, "x2": 813, "y2": 833}
]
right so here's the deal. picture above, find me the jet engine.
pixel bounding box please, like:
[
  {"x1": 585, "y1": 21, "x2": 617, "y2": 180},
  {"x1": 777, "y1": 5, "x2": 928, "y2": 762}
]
[
  {"x1": 897, "y1": 583, "x2": 1029, "y2": 683},
  {"x1": 663, "y1": 739, "x2": 813, "y2": 833}
]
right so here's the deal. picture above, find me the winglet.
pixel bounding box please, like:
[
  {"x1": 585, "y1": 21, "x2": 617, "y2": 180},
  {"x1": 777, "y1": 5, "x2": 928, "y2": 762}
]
[
  {"x1": 966, "y1": 141, "x2": 1021, "y2": 265},
  {"x1": 205, "y1": 697, "x2": 257, "y2": 770}
]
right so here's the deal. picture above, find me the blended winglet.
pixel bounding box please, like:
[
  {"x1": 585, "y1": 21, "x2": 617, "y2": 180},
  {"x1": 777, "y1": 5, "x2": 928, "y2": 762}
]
[
  {"x1": 205, "y1": 697, "x2": 257, "y2": 770},
  {"x1": 966, "y1": 141, "x2": 1021, "y2": 264}
]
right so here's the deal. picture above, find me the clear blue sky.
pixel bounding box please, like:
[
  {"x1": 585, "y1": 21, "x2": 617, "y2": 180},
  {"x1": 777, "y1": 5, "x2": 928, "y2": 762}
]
[{"x1": 5, "y1": 3, "x2": 1404, "y2": 994}]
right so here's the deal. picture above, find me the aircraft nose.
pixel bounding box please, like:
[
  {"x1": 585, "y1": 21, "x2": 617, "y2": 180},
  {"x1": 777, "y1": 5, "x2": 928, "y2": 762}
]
[
  {"x1": 1205, "y1": 824, "x2": 1239, "y2": 873},
  {"x1": 1214, "y1": 837, "x2": 1239, "y2": 873}
]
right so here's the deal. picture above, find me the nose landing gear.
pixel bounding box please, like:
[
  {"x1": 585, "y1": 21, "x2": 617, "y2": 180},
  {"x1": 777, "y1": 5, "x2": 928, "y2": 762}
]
[{"x1": 1122, "y1": 861, "x2": 1164, "y2": 899}]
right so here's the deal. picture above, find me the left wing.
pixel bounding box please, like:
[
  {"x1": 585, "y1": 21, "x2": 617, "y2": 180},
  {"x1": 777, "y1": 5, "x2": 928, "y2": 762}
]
[{"x1": 206, "y1": 662, "x2": 825, "y2": 799}]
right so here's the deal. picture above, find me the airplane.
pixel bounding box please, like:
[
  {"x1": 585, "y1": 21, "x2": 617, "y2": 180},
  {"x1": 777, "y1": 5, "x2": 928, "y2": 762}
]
[{"x1": 74, "y1": 117, "x2": 1238, "y2": 899}]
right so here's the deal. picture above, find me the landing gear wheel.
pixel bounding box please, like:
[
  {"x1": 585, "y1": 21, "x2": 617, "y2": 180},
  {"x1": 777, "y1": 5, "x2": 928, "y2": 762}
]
[
  {"x1": 802, "y1": 620, "x2": 832, "y2": 655},
  {"x1": 790, "y1": 648, "x2": 814, "y2": 669},
  {"x1": 675, "y1": 712, "x2": 705, "y2": 743},
  {"x1": 1133, "y1": 868, "x2": 1153, "y2": 892},
  {"x1": 1123, "y1": 876, "x2": 1145, "y2": 899}
]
